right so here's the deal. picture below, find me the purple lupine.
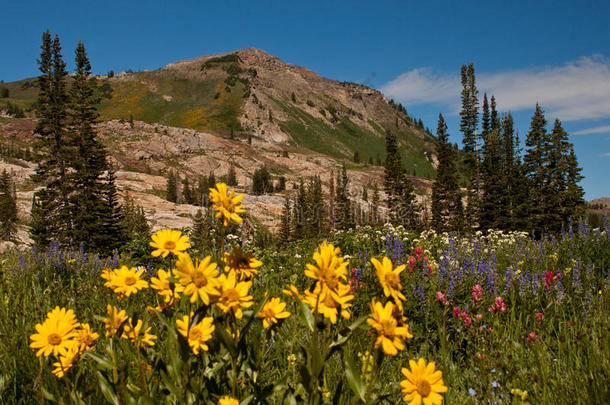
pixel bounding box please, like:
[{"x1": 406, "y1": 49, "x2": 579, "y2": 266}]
[
  {"x1": 573, "y1": 259, "x2": 582, "y2": 293},
  {"x1": 18, "y1": 254, "x2": 26, "y2": 272},
  {"x1": 412, "y1": 284, "x2": 426, "y2": 311}
]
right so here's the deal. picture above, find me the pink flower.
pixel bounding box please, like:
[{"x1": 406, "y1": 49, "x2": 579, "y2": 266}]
[
  {"x1": 536, "y1": 312, "x2": 543, "y2": 321},
  {"x1": 526, "y1": 332, "x2": 538, "y2": 343},
  {"x1": 544, "y1": 271, "x2": 558, "y2": 288},
  {"x1": 408, "y1": 256, "x2": 416, "y2": 270},
  {"x1": 488, "y1": 296, "x2": 506, "y2": 313},
  {"x1": 475, "y1": 314, "x2": 483, "y2": 321},
  {"x1": 427, "y1": 265, "x2": 435, "y2": 276},
  {"x1": 435, "y1": 291, "x2": 449, "y2": 306},
  {"x1": 471, "y1": 284, "x2": 484, "y2": 302},
  {"x1": 423, "y1": 256, "x2": 429, "y2": 262},
  {"x1": 460, "y1": 311, "x2": 472, "y2": 327},
  {"x1": 453, "y1": 307, "x2": 461, "y2": 317},
  {"x1": 476, "y1": 353, "x2": 485, "y2": 359},
  {"x1": 414, "y1": 246, "x2": 422, "y2": 259}
]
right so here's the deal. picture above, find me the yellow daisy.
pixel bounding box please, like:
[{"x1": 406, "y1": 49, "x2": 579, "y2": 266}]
[
  {"x1": 367, "y1": 299, "x2": 413, "y2": 356},
  {"x1": 104, "y1": 266, "x2": 149, "y2": 298},
  {"x1": 175, "y1": 253, "x2": 220, "y2": 305},
  {"x1": 176, "y1": 314, "x2": 215, "y2": 355},
  {"x1": 218, "y1": 397, "x2": 239, "y2": 405},
  {"x1": 150, "y1": 268, "x2": 184, "y2": 305},
  {"x1": 75, "y1": 323, "x2": 99, "y2": 353},
  {"x1": 223, "y1": 246, "x2": 263, "y2": 280},
  {"x1": 209, "y1": 182, "x2": 246, "y2": 227},
  {"x1": 303, "y1": 283, "x2": 354, "y2": 324},
  {"x1": 29, "y1": 307, "x2": 79, "y2": 357},
  {"x1": 371, "y1": 257, "x2": 407, "y2": 310},
  {"x1": 103, "y1": 305, "x2": 128, "y2": 337},
  {"x1": 304, "y1": 241, "x2": 349, "y2": 301},
  {"x1": 150, "y1": 229, "x2": 191, "y2": 258},
  {"x1": 216, "y1": 270, "x2": 254, "y2": 319},
  {"x1": 400, "y1": 358, "x2": 448, "y2": 405},
  {"x1": 51, "y1": 346, "x2": 79, "y2": 378},
  {"x1": 258, "y1": 297, "x2": 291, "y2": 328},
  {"x1": 121, "y1": 318, "x2": 157, "y2": 347}
]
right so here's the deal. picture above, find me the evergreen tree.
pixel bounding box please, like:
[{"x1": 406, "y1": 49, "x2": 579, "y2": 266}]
[
  {"x1": 362, "y1": 185, "x2": 368, "y2": 202},
  {"x1": 166, "y1": 170, "x2": 177, "y2": 202},
  {"x1": 459, "y1": 63, "x2": 480, "y2": 232},
  {"x1": 563, "y1": 145, "x2": 585, "y2": 221},
  {"x1": 431, "y1": 114, "x2": 463, "y2": 232},
  {"x1": 481, "y1": 93, "x2": 490, "y2": 145},
  {"x1": 490, "y1": 95, "x2": 500, "y2": 135},
  {"x1": 120, "y1": 194, "x2": 150, "y2": 237},
  {"x1": 511, "y1": 130, "x2": 531, "y2": 231},
  {"x1": 292, "y1": 178, "x2": 306, "y2": 238},
  {"x1": 252, "y1": 166, "x2": 272, "y2": 195},
  {"x1": 0, "y1": 170, "x2": 17, "y2": 240},
  {"x1": 335, "y1": 164, "x2": 353, "y2": 230},
  {"x1": 30, "y1": 31, "x2": 72, "y2": 247},
  {"x1": 279, "y1": 196, "x2": 292, "y2": 243},
  {"x1": 497, "y1": 113, "x2": 516, "y2": 230},
  {"x1": 275, "y1": 176, "x2": 286, "y2": 192},
  {"x1": 384, "y1": 130, "x2": 420, "y2": 228},
  {"x1": 480, "y1": 125, "x2": 503, "y2": 231},
  {"x1": 371, "y1": 183, "x2": 380, "y2": 225},
  {"x1": 523, "y1": 104, "x2": 549, "y2": 233},
  {"x1": 98, "y1": 168, "x2": 127, "y2": 252},
  {"x1": 328, "y1": 169, "x2": 335, "y2": 231},
  {"x1": 182, "y1": 176, "x2": 192, "y2": 204},
  {"x1": 353, "y1": 150, "x2": 360, "y2": 163},
  {"x1": 67, "y1": 41, "x2": 120, "y2": 253},
  {"x1": 227, "y1": 164, "x2": 238, "y2": 187}
]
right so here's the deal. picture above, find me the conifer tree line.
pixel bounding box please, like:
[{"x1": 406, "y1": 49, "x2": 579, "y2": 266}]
[
  {"x1": 29, "y1": 31, "x2": 126, "y2": 254},
  {"x1": 431, "y1": 63, "x2": 584, "y2": 235}
]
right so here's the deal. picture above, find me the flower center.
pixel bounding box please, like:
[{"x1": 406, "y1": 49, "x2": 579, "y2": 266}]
[
  {"x1": 163, "y1": 240, "x2": 177, "y2": 250},
  {"x1": 385, "y1": 272, "x2": 400, "y2": 288},
  {"x1": 380, "y1": 319, "x2": 396, "y2": 335},
  {"x1": 125, "y1": 276, "x2": 137, "y2": 286},
  {"x1": 48, "y1": 333, "x2": 62, "y2": 346},
  {"x1": 224, "y1": 288, "x2": 241, "y2": 303},
  {"x1": 189, "y1": 328, "x2": 202, "y2": 340},
  {"x1": 192, "y1": 270, "x2": 208, "y2": 288},
  {"x1": 416, "y1": 379, "x2": 431, "y2": 397}
]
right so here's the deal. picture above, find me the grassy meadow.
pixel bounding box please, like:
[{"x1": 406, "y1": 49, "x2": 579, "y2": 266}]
[{"x1": 0, "y1": 218, "x2": 608, "y2": 404}]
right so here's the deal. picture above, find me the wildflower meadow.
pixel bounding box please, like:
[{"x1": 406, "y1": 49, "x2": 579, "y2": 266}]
[{"x1": 0, "y1": 184, "x2": 609, "y2": 404}]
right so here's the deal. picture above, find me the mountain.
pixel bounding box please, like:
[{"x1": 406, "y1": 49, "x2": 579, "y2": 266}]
[{"x1": 0, "y1": 48, "x2": 438, "y2": 238}]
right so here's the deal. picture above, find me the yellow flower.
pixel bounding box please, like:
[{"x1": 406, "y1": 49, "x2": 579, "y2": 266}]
[
  {"x1": 121, "y1": 318, "x2": 157, "y2": 347},
  {"x1": 216, "y1": 270, "x2": 254, "y2": 319},
  {"x1": 175, "y1": 254, "x2": 220, "y2": 305},
  {"x1": 282, "y1": 284, "x2": 304, "y2": 301},
  {"x1": 304, "y1": 241, "x2": 349, "y2": 301},
  {"x1": 371, "y1": 257, "x2": 406, "y2": 310},
  {"x1": 176, "y1": 314, "x2": 215, "y2": 355},
  {"x1": 75, "y1": 323, "x2": 99, "y2": 353},
  {"x1": 367, "y1": 299, "x2": 413, "y2": 356},
  {"x1": 150, "y1": 229, "x2": 191, "y2": 258},
  {"x1": 29, "y1": 307, "x2": 79, "y2": 357},
  {"x1": 218, "y1": 397, "x2": 239, "y2": 405},
  {"x1": 209, "y1": 182, "x2": 246, "y2": 226},
  {"x1": 223, "y1": 246, "x2": 262, "y2": 280},
  {"x1": 258, "y1": 297, "x2": 291, "y2": 328},
  {"x1": 51, "y1": 346, "x2": 79, "y2": 378},
  {"x1": 150, "y1": 268, "x2": 184, "y2": 305},
  {"x1": 400, "y1": 358, "x2": 447, "y2": 405},
  {"x1": 103, "y1": 305, "x2": 128, "y2": 337},
  {"x1": 303, "y1": 283, "x2": 353, "y2": 324},
  {"x1": 103, "y1": 266, "x2": 149, "y2": 298}
]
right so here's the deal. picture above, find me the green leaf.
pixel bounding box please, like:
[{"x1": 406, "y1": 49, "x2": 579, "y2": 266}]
[
  {"x1": 299, "y1": 301, "x2": 314, "y2": 332},
  {"x1": 82, "y1": 351, "x2": 115, "y2": 371},
  {"x1": 215, "y1": 322, "x2": 238, "y2": 356},
  {"x1": 344, "y1": 351, "x2": 365, "y2": 401},
  {"x1": 96, "y1": 370, "x2": 120, "y2": 405},
  {"x1": 326, "y1": 316, "x2": 367, "y2": 360}
]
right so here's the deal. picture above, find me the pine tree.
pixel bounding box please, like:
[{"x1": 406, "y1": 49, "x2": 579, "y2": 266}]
[
  {"x1": 353, "y1": 150, "x2": 360, "y2": 163},
  {"x1": 0, "y1": 170, "x2": 17, "y2": 240},
  {"x1": 523, "y1": 104, "x2": 549, "y2": 233},
  {"x1": 335, "y1": 164, "x2": 353, "y2": 230},
  {"x1": 292, "y1": 178, "x2": 306, "y2": 238},
  {"x1": 182, "y1": 176, "x2": 192, "y2": 204},
  {"x1": 362, "y1": 185, "x2": 368, "y2": 202},
  {"x1": 481, "y1": 93, "x2": 490, "y2": 145},
  {"x1": 166, "y1": 170, "x2": 177, "y2": 202},
  {"x1": 30, "y1": 31, "x2": 72, "y2": 247},
  {"x1": 279, "y1": 196, "x2": 292, "y2": 243},
  {"x1": 328, "y1": 169, "x2": 335, "y2": 231},
  {"x1": 480, "y1": 125, "x2": 503, "y2": 231},
  {"x1": 431, "y1": 114, "x2": 463, "y2": 232},
  {"x1": 227, "y1": 164, "x2": 238, "y2": 187},
  {"x1": 459, "y1": 63, "x2": 480, "y2": 232},
  {"x1": 68, "y1": 41, "x2": 121, "y2": 253},
  {"x1": 98, "y1": 168, "x2": 127, "y2": 252},
  {"x1": 563, "y1": 145, "x2": 585, "y2": 221},
  {"x1": 497, "y1": 113, "x2": 516, "y2": 230},
  {"x1": 120, "y1": 193, "x2": 150, "y2": 237},
  {"x1": 384, "y1": 130, "x2": 419, "y2": 228},
  {"x1": 490, "y1": 95, "x2": 500, "y2": 135}
]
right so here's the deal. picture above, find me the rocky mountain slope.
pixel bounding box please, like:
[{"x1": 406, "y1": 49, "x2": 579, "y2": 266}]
[{"x1": 0, "y1": 48, "x2": 438, "y2": 244}]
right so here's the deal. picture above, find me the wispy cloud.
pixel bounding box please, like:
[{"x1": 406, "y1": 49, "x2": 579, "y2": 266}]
[
  {"x1": 381, "y1": 55, "x2": 610, "y2": 121},
  {"x1": 573, "y1": 125, "x2": 610, "y2": 136},
  {"x1": 600, "y1": 152, "x2": 610, "y2": 157}
]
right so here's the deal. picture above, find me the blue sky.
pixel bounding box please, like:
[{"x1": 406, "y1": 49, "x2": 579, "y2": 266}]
[{"x1": 2, "y1": 0, "x2": 609, "y2": 199}]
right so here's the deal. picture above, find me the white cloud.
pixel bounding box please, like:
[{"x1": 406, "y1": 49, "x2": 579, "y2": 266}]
[
  {"x1": 381, "y1": 55, "x2": 610, "y2": 121},
  {"x1": 600, "y1": 152, "x2": 610, "y2": 157},
  {"x1": 572, "y1": 125, "x2": 610, "y2": 136}
]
